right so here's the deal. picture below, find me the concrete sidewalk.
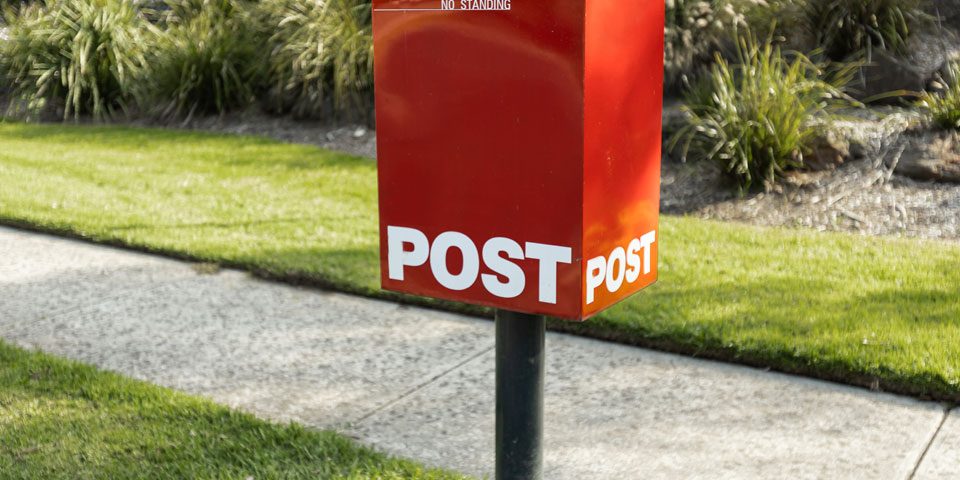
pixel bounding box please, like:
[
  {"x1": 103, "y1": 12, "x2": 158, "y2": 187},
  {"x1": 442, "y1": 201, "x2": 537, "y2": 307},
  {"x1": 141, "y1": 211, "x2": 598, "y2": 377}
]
[{"x1": 0, "y1": 225, "x2": 956, "y2": 479}]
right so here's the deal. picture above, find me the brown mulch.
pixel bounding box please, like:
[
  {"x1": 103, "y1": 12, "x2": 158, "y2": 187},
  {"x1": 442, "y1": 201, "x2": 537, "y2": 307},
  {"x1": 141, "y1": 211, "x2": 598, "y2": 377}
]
[
  {"x1": 661, "y1": 157, "x2": 960, "y2": 241},
  {"x1": 662, "y1": 108, "x2": 960, "y2": 242}
]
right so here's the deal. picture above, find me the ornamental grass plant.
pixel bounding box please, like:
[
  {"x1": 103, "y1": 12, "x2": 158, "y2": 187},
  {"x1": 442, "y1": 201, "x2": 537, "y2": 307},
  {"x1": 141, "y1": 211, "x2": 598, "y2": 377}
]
[
  {"x1": 321, "y1": 0, "x2": 373, "y2": 117},
  {"x1": 802, "y1": 0, "x2": 927, "y2": 61},
  {"x1": 663, "y1": 0, "x2": 806, "y2": 92},
  {"x1": 260, "y1": 0, "x2": 330, "y2": 118},
  {"x1": 920, "y1": 63, "x2": 960, "y2": 130},
  {"x1": 0, "y1": 0, "x2": 146, "y2": 120},
  {"x1": 259, "y1": 0, "x2": 372, "y2": 119},
  {"x1": 663, "y1": 0, "x2": 744, "y2": 91},
  {"x1": 672, "y1": 32, "x2": 856, "y2": 191},
  {"x1": 141, "y1": 0, "x2": 264, "y2": 119}
]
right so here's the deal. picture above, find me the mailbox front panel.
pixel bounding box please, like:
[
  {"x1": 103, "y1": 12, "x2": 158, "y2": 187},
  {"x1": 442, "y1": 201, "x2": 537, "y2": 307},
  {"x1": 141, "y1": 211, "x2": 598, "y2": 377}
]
[{"x1": 374, "y1": 0, "x2": 586, "y2": 318}]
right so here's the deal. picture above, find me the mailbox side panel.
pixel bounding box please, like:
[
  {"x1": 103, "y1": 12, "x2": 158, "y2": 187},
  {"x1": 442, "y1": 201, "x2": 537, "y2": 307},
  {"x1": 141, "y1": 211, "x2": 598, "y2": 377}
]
[
  {"x1": 373, "y1": 1, "x2": 586, "y2": 318},
  {"x1": 581, "y1": 0, "x2": 664, "y2": 318}
]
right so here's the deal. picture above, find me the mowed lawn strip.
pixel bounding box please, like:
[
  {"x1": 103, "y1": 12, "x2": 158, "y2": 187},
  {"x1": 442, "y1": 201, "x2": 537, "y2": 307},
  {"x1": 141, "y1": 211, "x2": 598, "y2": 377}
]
[
  {"x1": 1, "y1": 122, "x2": 958, "y2": 399},
  {"x1": 0, "y1": 340, "x2": 467, "y2": 479}
]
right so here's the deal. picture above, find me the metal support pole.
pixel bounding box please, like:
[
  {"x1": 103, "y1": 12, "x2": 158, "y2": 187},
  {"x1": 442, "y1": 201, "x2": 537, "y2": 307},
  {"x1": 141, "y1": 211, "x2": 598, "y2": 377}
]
[{"x1": 495, "y1": 309, "x2": 545, "y2": 480}]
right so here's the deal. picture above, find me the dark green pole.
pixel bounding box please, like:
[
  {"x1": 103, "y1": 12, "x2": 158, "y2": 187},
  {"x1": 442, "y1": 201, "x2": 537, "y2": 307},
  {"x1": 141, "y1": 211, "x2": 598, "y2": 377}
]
[{"x1": 495, "y1": 309, "x2": 545, "y2": 480}]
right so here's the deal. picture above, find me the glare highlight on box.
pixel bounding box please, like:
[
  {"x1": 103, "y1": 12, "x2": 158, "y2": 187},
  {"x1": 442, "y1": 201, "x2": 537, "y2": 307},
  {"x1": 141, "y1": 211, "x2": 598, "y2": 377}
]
[{"x1": 373, "y1": 0, "x2": 665, "y2": 320}]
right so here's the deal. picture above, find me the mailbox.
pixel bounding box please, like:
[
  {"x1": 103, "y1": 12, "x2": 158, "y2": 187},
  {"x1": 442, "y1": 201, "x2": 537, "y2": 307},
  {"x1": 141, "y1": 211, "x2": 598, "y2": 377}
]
[{"x1": 373, "y1": 0, "x2": 664, "y2": 320}]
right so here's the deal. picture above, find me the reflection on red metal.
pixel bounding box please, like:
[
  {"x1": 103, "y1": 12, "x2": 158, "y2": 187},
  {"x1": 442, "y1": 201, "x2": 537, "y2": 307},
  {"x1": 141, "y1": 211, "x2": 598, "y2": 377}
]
[{"x1": 373, "y1": 0, "x2": 664, "y2": 321}]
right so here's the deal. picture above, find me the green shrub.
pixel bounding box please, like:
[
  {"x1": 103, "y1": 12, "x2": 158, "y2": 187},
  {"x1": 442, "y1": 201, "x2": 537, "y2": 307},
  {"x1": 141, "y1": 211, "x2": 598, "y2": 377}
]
[
  {"x1": 671, "y1": 33, "x2": 855, "y2": 191},
  {"x1": 663, "y1": 0, "x2": 803, "y2": 91},
  {"x1": 156, "y1": 0, "x2": 242, "y2": 26},
  {"x1": 920, "y1": 64, "x2": 960, "y2": 130},
  {"x1": 803, "y1": 0, "x2": 927, "y2": 61},
  {"x1": 259, "y1": 0, "x2": 372, "y2": 119},
  {"x1": 323, "y1": 0, "x2": 373, "y2": 115},
  {"x1": 143, "y1": 1, "x2": 263, "y2": 118},
  {"x1": 259, "y1": 0, "x2": 330, "y2": 118},
  {"x1": 664, "y1": 0, "x2": 742, "y2": 91},
  {"x1": 0, "y1": 0, "x2": 36, "y2": 15},
  {"x1": 0, "y1": 0, "x2": 146, "y2": 120},
  {"x1": 1, "y1": 0, "x2": 26, "y2": 13}
]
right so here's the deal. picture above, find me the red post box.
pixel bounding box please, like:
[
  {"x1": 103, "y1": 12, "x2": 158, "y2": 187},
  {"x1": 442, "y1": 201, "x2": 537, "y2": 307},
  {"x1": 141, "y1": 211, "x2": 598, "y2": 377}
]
[{"x1": 373, "y1": 0, "x2": 664, "y2": 321}]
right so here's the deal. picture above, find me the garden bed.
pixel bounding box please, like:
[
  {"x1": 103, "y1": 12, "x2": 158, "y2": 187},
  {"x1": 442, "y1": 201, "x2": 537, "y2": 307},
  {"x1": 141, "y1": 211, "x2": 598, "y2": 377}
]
[
  {"x1": 661, "y1": 106, "x2": 960, "y2": 241},
  {"x1": 663, "y1": 155, "x2": 960, "y2": 241}
]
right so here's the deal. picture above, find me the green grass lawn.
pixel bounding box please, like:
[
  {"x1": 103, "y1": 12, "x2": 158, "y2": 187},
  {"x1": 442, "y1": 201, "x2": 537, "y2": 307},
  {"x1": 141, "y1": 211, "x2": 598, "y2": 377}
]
[
  {"x1": 0, "y1": 340, "x2": 465, "y2": 479},
  {"x1": 1, "y1": 122, "x2": 959, "y2": 401}
]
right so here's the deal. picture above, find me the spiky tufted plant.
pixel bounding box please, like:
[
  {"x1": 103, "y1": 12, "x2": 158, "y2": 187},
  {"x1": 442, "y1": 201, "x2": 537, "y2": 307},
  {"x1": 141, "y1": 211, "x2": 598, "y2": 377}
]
[
  {"x1": 921, "y1": 63, "x2": 960, "y2": 130},
  {"x1": 258, "y1": 0, "x2": 372, "y2": 119},
  {"x1": 0, "y1": 0, "x2": 146, "y2": 120},
  {"x1": 803, "y1": 0, "x2": 927, "y2": 61},
  {"x1": 142, "y1": 0, "x2": 264, "y2": 119},
  {"x1": 672, "y1": 32, "x2": 857, "y2": 191}
]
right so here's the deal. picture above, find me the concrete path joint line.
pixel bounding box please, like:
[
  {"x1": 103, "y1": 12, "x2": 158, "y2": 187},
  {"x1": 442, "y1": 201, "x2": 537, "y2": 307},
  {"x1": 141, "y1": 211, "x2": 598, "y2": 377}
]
[
  {"x1": 907, "y1": 407, "x2": 951, "y2": 480},
  {"x1": 351, "y1": 344, "x2": 495, "y2": 426}
]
